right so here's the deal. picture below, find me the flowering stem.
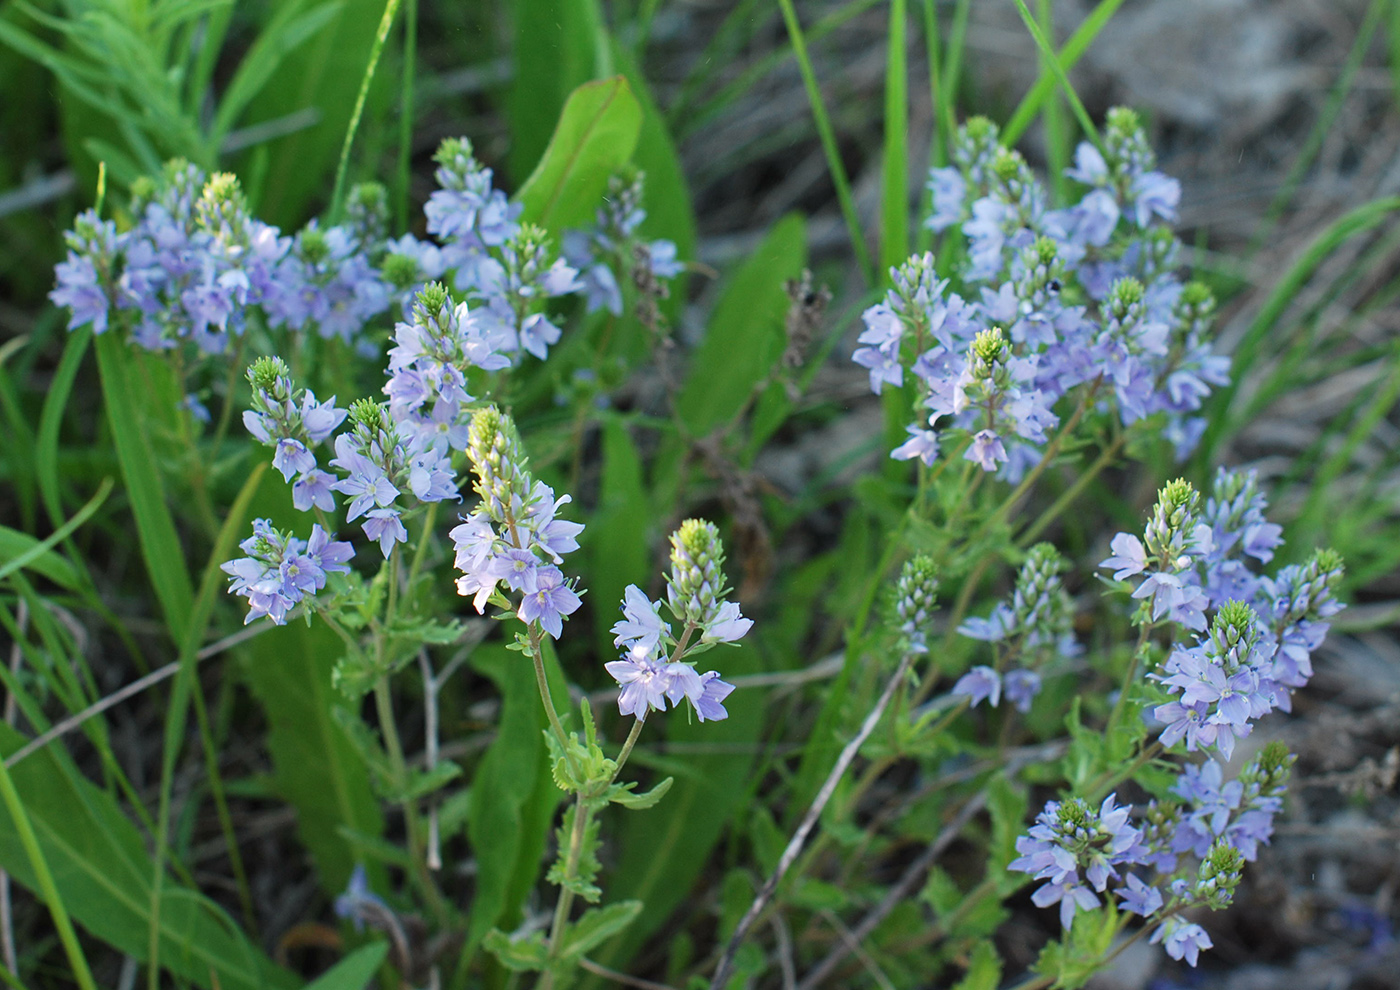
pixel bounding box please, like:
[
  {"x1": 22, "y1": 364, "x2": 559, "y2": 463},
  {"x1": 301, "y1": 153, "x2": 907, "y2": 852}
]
[
  {"x1": 1106, "y1": 622, "x2": 1153, "y2": 738},
  {"x1": 1088, "y1": 740, "x2": 1164, "y2": 804},
  {"x1": 668, "y1": 622, "x2": 698, "y2": 665},
  {"x1": 977, "y1": 375, "x2": 1103, "y2": 543},
  {"x1": 207, "y1": 331, "x2": 249, "y2": 467},
  {"x1": 406, "y1": 501, "x2": 439, "y2": 598},
  {"x1": 613, "y1": 717, "x2": 646, "y2": 778},
  {"x1": 1016, "y1": 431, "x2": 1126, "y2": 546},
  {"x1": 529, "y1": 623, "x2": 580, "y2": 779},
  {"x1": 540, "y1": 793, "x2": 593, "y2": 990},
  {"x1": 911, "y1": 555, "x2": 991, "y2": 706}
]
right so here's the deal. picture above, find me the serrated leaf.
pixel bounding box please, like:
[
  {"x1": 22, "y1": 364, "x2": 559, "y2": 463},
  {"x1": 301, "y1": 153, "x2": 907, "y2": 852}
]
[
  {"x1": 951, "y1": 942, "x2": 1002, "y2": 990},
  {"x1": 403, "y1": 761, "x2": 462, "y2": 802},
  {"x1": 547, "y1": 803, "x2": 602, "y2": 903},
  {"x1": 516, "y1": 76, "x2": 643, "y2": 235},
  {"x1": 386, "y1": 615, "x2": 465, "y2": 645},
  {"x1": 561, "y1": 900, "x2": 643, "y2": 960},
  {"x1": 605, "y1": 775, "x2": 673, "y2": 810},
  {"x1": 483, "y1": 928, "x2": 548, "y2": 972}
]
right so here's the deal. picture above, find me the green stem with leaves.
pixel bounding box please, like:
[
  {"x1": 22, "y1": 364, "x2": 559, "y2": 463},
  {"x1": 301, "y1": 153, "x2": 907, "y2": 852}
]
[{"x1": 539, "y1": 794, "x2": 593, "y2": 990}]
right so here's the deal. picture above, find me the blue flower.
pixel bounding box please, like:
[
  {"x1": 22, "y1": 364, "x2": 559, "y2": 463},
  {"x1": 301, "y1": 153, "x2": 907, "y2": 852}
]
[{"x1": 952, "y1": 666, "x2": 1001, "y2": 708}]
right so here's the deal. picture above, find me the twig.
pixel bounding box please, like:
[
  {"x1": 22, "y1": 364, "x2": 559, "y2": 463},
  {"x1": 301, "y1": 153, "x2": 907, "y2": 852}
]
[
  {"x1": 577, "y1": 957, "x2": 679, "y2": 990},
  {"x1": 418, "y1": 649, "x2": 449, "y2": 871},
  {"x1": 820, "y1": 910, "x2": 895, "y2": 990},
  {"x1": 0, "y1": 600, "x2": 27, "y2": 973},
  {"x1": 708, "y1": 651, "x2": 914, "y2": 990},
  {"x1": 771, "y1": 913, "x2": 797, "y2": 990},
  {"x1": 3, "y1": 620, "x2": 273, "y2": 769},
  {"x1": 793, "y1": 743, "x2": 1058, "y2": 990},
  {"x1": 794, "y1": 793, "x2": 987, "y2": 990}
]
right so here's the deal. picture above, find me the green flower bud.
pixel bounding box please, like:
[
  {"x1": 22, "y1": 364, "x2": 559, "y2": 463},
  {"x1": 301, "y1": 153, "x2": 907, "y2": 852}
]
[{"x1": 667, "y1": 519, "x2": 729, "y2": 626}]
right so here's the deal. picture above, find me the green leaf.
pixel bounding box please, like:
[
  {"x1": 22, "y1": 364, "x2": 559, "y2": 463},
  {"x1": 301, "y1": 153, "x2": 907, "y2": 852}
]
[
  {"x1": 598, "y1": 645, "x2": 765, "y2": 972},
  {"x1": 880, "y1": 0, "x2": 909, "y2": 277},
  {"x1": 951, "y1": 942, "x2": 1002, "y2": 990},
  {"x1": 561, "y1": 901, "x2": 643, "y2": 960},
  {"x1": 611, "y1": 44, "x2": 697, "y2": 320},
  {"x1": 674, "y1": 213, "x2": 807, "y2": 436},
  {"x1": 483, "y1": 928, "x2": 548, "y2": 972},
  {"x1": 547, "y1": 803, "x2": 602, "y2": 903},
  {"x1": 94, "y1": 334, "x2": 194, "y2": 645},
  {"x1": 605, "y1": 775, "x2": 673, "y2": 810},
  {"x1": 464, "y1": 645, "x2": 555, "y2": 955},
  {"x1": 35, "y1": 325, "x2": 91, "y2": 530},
  {"x1": 402, "y1": 761, "x2": 462, "y2": 802},
  {"x1": 213, "y1": 1, "x2": 343, "y2": 145},
  {"x1": 0, "y1": 725, "x2": 296, "y2": 989},
  {"x1": 585, "y1": 418, "x2": 651, "y2": 661},
  {"x1": 0, "y1": 526, "x2": 78, "y2": 590},
  {"x1": 240, "y1": 619, "x2": 384, "y2": 894},
  {"x1": 515, "y1": 76, "x2": 643, "y2": 236},
  {"x1": 505, "y1": 0, "x2": 609, "y2": 182},
  {"x1": 303, "y1": 942, "x2": 388, "y2": 989}
]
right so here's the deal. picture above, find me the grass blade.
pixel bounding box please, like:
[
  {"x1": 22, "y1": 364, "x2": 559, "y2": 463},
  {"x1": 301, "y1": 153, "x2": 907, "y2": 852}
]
[
  {"x1": 0, "y1": 477, "x2": 111, "y2": 587},
  {"x1": 880, "y1": 0, "x2": 910, "y2": 279},
  {"x1": 776, "y1": 0, "x2": 875, "y2": 286},
  {"x1": 1197, "y1": 195, "x2": 1400, "y2": 463},
  {"x1": 94, "y1": 334, "x2": 195, "y2": 644},
  {"x1": 329, "y1": 0, "x2": 402, "y2": 221},
  {"x1": 1249, "y1": 0, "x2": 1389, "y2": 253},
  {"x1": 0, "y1": 752, "x2": 96, "y2": 990},
  {"x1": 1010, "y1": 0, "x2": 1100, "y2": 150},
  {"x1": 0, "y1": 726, "x2": 295, "y2": 989},
  {"x1": 35, "y1": 325, "x2": 91, "y2": 530},
  {"x1": 1001, "y1": 0, "x2": 1126, "y2": 147},
  {"x1": 149, "y1": 462, "x2": 268, "y2": 987}
]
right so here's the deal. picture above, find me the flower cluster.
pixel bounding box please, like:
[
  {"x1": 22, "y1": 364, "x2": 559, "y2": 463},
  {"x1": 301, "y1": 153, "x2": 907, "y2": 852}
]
[
  {"x1": 384, "y1": 282, "x2": 510, "y2": 449},
  {"x1": 1102, "y1": 471, "x2": 1344, "y2": 759},
  {"x1": 953, "y1": 543, "x2": 1078, "y2": 713},
  {"x1": 449, "y1": 406, "x2": 584, "y2": 638},
  {"x1": 51, "y1": 162, "x2": 395, "y2": 356},
  {"x1": 243, "y1": 357, "x2": 347, "y2": 511},
  {"x1": 221, "y1": 520, "x2": 353, "y2": 625},
  {"x1": 856, "y1": 109, "x2": 1231, "y2": 478},
  {"x1": 1011, "y1": 754, "x2": 1272, "y2": 968},
  {"x1": 52, "y1": 139, "x2": 682, "y2": 384},
  {"x1": 892, "y1": 553, "x2": 939, "y2": 653},
  {"x1": 563, "y1": 171, "x2": 684, "y2": 317},
  {"x1": 605, "y1": 520, "x2": 750, "y2": 722},
  {"x1": 328, "y1": 397, "x2": 460, "y2": 558},
  {"x1": 1009, "y1": 473, "x2": 1337, "y2": 969},
  {"x1": 1009, "y1": 793, "x2": 1149, "y2": 928}
]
